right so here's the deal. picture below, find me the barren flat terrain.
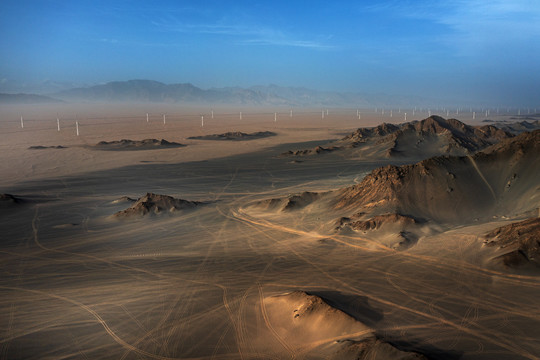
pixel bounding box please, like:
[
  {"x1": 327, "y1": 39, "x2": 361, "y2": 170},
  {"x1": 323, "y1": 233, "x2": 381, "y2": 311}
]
[{"x1": 1, "y1": 104, "x2": 539, "y2": 359}]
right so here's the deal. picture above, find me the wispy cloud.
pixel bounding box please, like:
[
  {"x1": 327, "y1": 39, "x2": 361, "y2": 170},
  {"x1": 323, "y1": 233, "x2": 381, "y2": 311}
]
[
  {"x1": 239, "y1": 38, "x2": 334, "y2": 49},
  {"x1": 151, "y1": 18, "x2": 334, "y2": 50},
  {"x1": 99, "y1": 38, "x2": 119, "y2": 44},
  {"x1": 364, "y1": 0, "x2": 540, "y2": 42},
  {"x1": 438, "y1": 0, "x2": 540, "y2": 38},
  {"x1": 361, "y1": 0, "x2": 540, "y2": 59}
]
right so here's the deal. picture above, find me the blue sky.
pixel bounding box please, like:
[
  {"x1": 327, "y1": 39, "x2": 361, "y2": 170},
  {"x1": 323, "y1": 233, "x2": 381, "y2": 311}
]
[{"x1": 1, "y1": 0, "x2": 539, "y2": 105}]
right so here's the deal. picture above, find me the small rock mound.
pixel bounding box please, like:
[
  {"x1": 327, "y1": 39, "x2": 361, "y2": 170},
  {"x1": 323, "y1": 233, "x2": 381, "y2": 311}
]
[
  {"x1": 339, "y1": 213, "x2": 418, "y2": 231},
  {"x1": 0, "y1": 194, "x2": 24, "y2": 207},
  {"x1": 336, "y1": 213, "x2": 423, "y2": 250},
  {"x1": 28, "y1": 145, "x2": 67, "y2": 150},
  {"x1": 188, "y1": 131, "x2": 276, "y2": 141},
  {"x1": 281, "y1": 145, "x2": 339, "y2": 156},
  {"x1": 345, "y1": 123, "x2": 400, "y2": 141},
  {"x1": 111, "y1": 196, "x2": 137, "y2": 204},
  {"x1": 484, "y1": 217, "x2": 540, "y2": 268},
  {"x1": 94, "y1": 139, "x2": 184, "y2": 150},
  {"x1": 332, "y1": 338, "x2": 427, "y2": 360},
  {"x1": 113, "y1": 193, "x2": 201, "y2": 218},
  {"x1": 254, "y1": 191, "x2": 320, "y2": 212},
  {"x1": 264, "y1": 291, "x2": 427, "y2": 359}
]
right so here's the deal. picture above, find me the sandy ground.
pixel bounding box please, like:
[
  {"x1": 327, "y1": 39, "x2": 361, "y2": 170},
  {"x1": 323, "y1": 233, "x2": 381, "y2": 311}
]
[{"x1": 1, "y1": 103, "x2": 539, "y2": 359}]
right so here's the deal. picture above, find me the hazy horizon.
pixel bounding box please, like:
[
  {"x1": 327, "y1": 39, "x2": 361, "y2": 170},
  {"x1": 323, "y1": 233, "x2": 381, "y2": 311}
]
[{"x1": 1, "y1": 1, "x2": 540, "y2": 107}]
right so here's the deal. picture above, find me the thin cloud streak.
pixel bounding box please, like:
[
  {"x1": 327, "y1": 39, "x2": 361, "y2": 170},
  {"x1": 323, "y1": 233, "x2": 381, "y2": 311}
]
[
  {"x1": 151, "y1": 18, "x2": 334, "y2": 50},
  {"x1": 239, "y1": 38, "x2": 335, "y2": 49},
  {"x1": 363, "y1": 0, "x2": 540, "y2": 45}
]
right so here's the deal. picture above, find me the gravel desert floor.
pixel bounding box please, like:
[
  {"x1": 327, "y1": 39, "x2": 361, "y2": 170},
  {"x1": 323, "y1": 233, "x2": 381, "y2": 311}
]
[{"x1": 1, "y1": 104, "x2": 539, "y2": 360}]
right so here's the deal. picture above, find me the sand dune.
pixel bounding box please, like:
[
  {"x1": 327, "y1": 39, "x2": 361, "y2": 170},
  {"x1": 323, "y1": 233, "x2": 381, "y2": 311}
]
[
  {"x1": 113, "y1": 192, "x2": 202, "y2": 217},
  {"x1": 484, "y1": 217, "x2": 540, "y2": 268},
  {"x1": 92, "y1": 138, "x2": 185, "y2": 150},
  {"x1": 188, "y1": 130, "x2": 276, "y2": 140},
  {"x1": 282, "y1": 116, "x2": 512, "y2": 160}
]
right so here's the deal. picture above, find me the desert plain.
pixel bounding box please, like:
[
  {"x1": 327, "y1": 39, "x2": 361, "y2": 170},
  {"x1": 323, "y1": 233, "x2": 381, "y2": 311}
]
[{"x1": 1, "y1": 103, "x2": 539, "y2": 359}]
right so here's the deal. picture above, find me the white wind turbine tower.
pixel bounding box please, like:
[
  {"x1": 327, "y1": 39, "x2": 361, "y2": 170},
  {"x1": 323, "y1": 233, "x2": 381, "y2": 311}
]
[{"x1": 201, "y1": 116, "x2": 204, "y2": 127}]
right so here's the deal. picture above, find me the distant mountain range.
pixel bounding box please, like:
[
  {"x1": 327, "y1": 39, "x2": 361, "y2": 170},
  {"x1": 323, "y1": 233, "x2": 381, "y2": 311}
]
[{"x1": 0, "y1": 79, "x2": 440, "y2": 107}]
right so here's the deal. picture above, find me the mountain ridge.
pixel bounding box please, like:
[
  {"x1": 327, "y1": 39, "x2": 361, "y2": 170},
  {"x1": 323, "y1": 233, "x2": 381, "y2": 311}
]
[
  {"x1": 282, "y1": 115, "x2": 513, "y2": 160},
  {"x1": 43, "y1": 79, "x2": 439, "y2": 107}
]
